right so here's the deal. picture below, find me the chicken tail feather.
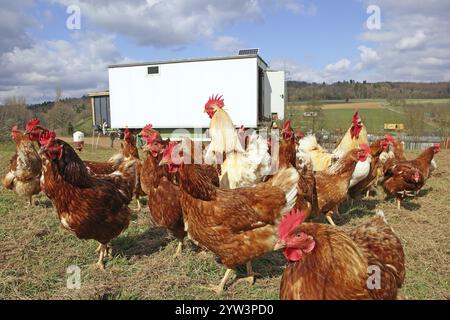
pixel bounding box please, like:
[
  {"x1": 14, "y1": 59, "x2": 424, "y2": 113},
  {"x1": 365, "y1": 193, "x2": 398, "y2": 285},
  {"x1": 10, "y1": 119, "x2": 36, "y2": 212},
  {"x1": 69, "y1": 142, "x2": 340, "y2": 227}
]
[{"x1": 2, "y1": 171, "x2": 15, "y2": 190}]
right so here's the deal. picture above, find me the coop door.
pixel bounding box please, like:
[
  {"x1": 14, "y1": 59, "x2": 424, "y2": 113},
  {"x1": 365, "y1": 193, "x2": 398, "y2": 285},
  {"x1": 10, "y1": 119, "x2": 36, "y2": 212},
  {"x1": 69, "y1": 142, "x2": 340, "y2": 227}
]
[{"x1": 267, "y1": 71, "x2": 285, "y2": 119}]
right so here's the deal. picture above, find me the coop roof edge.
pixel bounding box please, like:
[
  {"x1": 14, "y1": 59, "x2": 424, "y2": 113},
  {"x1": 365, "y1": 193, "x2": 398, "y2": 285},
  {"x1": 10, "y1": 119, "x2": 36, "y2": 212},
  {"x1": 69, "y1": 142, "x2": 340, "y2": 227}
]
[{"x1": 108, "y1": 54, "x2": 269, "y2": 69}]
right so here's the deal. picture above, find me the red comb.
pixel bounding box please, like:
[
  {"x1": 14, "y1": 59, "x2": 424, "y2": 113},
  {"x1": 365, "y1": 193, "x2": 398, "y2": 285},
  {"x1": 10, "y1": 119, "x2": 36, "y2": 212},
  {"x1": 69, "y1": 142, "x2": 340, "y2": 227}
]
[
  {"x1": 283, "y1": 120, "x2": 292, "y2": 131},
  {"x1": 352, "y1": 111, "x2": 361, "y2": 124},
  {"x1": 39, "y1": 130, "x2": 56, "y2": 147},
  {"x1": 143, "y1": 132, "x2": 158, "y2": 144},
  {"x1": 384, "y1": 134, "x2": 395, "y2": 143},
  {"x1": 124, "y1": 127, "x2": 130, "y2": 134},
  {"x1": 204, "y1": 94, "x2": 224, "y2": 110},
  {"x1": 433, "y1": 143, "x2": 441, "y2": 152},
  {"x1": 297, "y1": 129, "x2": 303, "y2": 139},
  {"x1": 141, "y1": 124, "x2": 153, "y2": 137},
  {"x1": 143, "y1": 124, "x2": 153, "y2": 131},
  {"x1": 279, "y1": 209, "x2": 306, "y2": 241},
  {"x1": 11, "y1": 125, "x2": 19, "y2": 133},
  {"x1": 26, "y1": 118, "x2": 40, "y2": 131},
  {"x1": 359, "y1": 143, "x2": 370, "y2": 151},
  {"x1": 162, "y1": 141, "x2": 179, "y2": 158}
]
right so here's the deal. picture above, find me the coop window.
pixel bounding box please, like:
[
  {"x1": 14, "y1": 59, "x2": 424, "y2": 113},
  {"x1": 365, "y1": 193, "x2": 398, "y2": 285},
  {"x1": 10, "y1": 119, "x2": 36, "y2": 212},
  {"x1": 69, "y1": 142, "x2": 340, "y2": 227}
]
[{"x1": 147, "y1": 66, "x2": 159, "y2": 75}]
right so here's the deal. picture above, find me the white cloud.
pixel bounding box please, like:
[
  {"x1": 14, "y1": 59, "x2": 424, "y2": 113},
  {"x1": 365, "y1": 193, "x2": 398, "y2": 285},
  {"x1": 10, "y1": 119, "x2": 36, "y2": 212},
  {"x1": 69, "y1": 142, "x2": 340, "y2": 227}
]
[
  {"x1": 0, "y1": 1, "x2": 35, "y2": 54},
  {"x1": 354, "y1": 45, "x2": 380, "y2": 71},
  {"x1": 0, "y1": 33, "x2": 127, "y2": 103},
  {"x1": 277, "y1": 0, "x2": 317, "y2": 15},
  {"x1": 325, "y1": 59, "x2": 351, "y2": 73},
  {"x1": 270, "y1": 58, "x2": 325, "y2": 83},
  {"x1": 444, "y1": 71, "x2": 450, "y2": 81},
  {"x1": 53, "y1": 0, "x2": 264, "y2": 48},
  {"x1": 358, "y1": 46, "x2": 380, "y2": 64},
  {"x1": 210, "y1": 36, "x2": 243, "y2": 54},
  {"x1": 396, "y1": 30, "x2": 426, "y2": 50},
  {"x1": 418, "y1": 57, "x2": 446, "y2": 66},
  {"x1": 51, "y1": 0, "x2": 319, "y2": 48},
  {"x1": 358, "y1": 0, "x2": 450, "y2": 81}
]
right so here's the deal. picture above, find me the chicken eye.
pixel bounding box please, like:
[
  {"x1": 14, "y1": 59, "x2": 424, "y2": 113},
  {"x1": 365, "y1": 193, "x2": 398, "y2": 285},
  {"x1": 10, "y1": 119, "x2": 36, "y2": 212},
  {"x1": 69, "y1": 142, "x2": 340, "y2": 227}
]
[{"x1": 296, "y1": 234, "x2": 301, "y2": 238}]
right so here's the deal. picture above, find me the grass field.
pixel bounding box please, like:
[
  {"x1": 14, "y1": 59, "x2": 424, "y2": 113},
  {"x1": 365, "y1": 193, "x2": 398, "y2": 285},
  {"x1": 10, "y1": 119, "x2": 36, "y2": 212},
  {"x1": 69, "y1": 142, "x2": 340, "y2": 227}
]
[
  {"x1": 0, "y1": 142, "x2": 449, "y2": 300},
  {"x1": 286, "y1": 99, "x2": 448, "y2": 134}
]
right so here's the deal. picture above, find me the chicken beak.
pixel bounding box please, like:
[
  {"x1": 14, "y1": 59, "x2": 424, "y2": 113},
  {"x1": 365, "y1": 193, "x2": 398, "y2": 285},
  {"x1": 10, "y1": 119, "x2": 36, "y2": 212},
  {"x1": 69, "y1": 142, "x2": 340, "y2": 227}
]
[{"x1": 274, "y1": 240, "x2": 286, "y2": 251}]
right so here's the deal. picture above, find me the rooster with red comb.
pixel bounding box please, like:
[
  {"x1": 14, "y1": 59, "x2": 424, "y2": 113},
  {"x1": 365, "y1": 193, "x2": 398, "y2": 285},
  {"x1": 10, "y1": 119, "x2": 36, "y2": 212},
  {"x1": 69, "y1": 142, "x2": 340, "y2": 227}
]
[
  {"x1": 203, "y1": 94, "x2": 272, "y2": 189},
  {"x1": 333, "y1": 111, "x2": 368, "y2": 158}
]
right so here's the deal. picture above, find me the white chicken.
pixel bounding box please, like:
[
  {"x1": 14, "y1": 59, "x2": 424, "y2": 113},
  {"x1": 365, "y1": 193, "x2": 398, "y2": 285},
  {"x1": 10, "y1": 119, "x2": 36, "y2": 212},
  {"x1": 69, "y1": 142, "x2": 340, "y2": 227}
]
[
  {"x1": 348, "y1": 144, "x2": 372, "y2": 188},
  {"x1": 203, "y1": 95, "x2": 272, "y2": 189}
]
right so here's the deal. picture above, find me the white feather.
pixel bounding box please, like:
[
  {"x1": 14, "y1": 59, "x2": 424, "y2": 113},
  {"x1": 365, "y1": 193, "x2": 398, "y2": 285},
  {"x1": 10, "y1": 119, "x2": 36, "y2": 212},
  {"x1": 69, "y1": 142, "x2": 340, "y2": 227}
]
[
  {"x1": 348, "y1": 156, "x2": 372, "y2": 188},
  {"x1": 298, "y1": 134, "x2": 323, "y2": 153},
  {"x1": 245, "y1": 132, "x2": 272, "y2": 178},
  {"x1": 269, "y1": 167, "x2": 299, "y2": 216},
  {"x1": 430, "y1": 159, "x2": 437, "y2": 172}
]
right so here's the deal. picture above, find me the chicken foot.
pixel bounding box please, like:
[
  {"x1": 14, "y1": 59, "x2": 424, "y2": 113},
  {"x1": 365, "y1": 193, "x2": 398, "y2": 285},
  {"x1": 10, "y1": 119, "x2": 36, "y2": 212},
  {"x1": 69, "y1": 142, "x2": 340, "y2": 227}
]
[
  {"x1": 235, "y1": 261, "x2": 257, "y2": 285},
  {"x1": 397, "y1": 190, "x2": 416, "y2": 197}
]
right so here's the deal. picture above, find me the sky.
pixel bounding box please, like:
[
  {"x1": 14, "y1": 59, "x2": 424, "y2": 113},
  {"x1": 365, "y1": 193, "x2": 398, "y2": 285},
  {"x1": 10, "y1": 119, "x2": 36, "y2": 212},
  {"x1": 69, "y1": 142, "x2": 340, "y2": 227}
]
[{"x1": 0, "y1": 0, "x2": 449, "y2": 103}]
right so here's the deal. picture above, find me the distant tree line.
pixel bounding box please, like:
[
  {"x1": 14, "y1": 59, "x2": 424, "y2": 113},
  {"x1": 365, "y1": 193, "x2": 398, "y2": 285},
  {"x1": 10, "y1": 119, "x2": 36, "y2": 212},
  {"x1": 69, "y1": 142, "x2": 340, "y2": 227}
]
[
  {"x1": 0, "y1": 89, "x2": 91, "y2": 141},
  {"x1": 287, "y1": 81, "x2": 450, "y2": 102}
]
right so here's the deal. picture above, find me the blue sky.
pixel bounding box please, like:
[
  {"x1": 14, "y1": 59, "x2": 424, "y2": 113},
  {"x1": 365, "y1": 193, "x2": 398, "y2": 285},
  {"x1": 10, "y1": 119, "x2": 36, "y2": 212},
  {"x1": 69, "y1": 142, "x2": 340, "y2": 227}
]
[
  {"x1": 1, "y1": 0, "x2": 449, "y2": 102},
  {"x1": 30, "y1": 1, "x2": 364, "y2": 66}
]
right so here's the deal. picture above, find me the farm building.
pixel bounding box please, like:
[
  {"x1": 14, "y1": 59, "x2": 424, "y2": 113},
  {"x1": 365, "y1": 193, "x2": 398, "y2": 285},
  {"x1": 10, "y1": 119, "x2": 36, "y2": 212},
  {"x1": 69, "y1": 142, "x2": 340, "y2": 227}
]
[{"x1": 90, "y1": 50, "x2": 285, "y2": 134}]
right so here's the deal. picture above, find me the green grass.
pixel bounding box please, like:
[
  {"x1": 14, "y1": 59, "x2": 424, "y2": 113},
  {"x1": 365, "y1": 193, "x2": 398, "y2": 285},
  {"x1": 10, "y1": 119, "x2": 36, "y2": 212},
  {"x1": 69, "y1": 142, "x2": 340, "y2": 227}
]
[
  {"x1": 322, "y1": 109, "x2": 404, "y2": 133},
  {"x1": 286, "y1": 107, "x2": 436, "y2": 134},
  {"x1": 1, "y1": 143, "x2": 449, "y2": 299},
  {"x1": 285, "y1": 99, "x2": 449, "y2": 134},
  {"x1": 405, "y1": 98, "x2": 450, "y2": 104}
]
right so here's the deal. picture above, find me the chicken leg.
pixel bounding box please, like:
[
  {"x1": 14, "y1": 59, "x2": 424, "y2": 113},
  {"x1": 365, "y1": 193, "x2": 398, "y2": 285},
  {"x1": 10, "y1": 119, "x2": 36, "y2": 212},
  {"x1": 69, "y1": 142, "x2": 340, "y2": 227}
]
[
  {"x1": 174, "y1": 241, "x2": 183, "y2": 257},
  {"x1": 136, "y1": 197, "x2": 141, "y2": 211},
  {"x1": 96, "y1": 243, "x2": 109, "y2": 270},
  {"x1": 325, "y1": 211, "x2": 336, "y2": 226},
  {"x1": 396, "y1": 199, "x2": 401, "y2": 210},
  {"x1": 208, "y1": 269, "x2": 234, "y2": 295}
]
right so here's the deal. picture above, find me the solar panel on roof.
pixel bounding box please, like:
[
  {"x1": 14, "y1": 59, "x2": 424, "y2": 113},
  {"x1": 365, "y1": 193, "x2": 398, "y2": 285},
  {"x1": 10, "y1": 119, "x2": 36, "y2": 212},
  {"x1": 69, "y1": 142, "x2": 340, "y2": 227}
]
[{"x1": 238, "y1": 49, "x2": 259, "y2": 55}]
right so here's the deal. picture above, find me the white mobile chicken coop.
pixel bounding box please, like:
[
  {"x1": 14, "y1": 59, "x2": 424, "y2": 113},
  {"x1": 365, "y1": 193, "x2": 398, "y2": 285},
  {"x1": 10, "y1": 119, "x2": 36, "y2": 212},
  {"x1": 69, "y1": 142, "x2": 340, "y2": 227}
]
[{"x1": 101, "y1": 50, "x2": 285, "y2": 131}]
